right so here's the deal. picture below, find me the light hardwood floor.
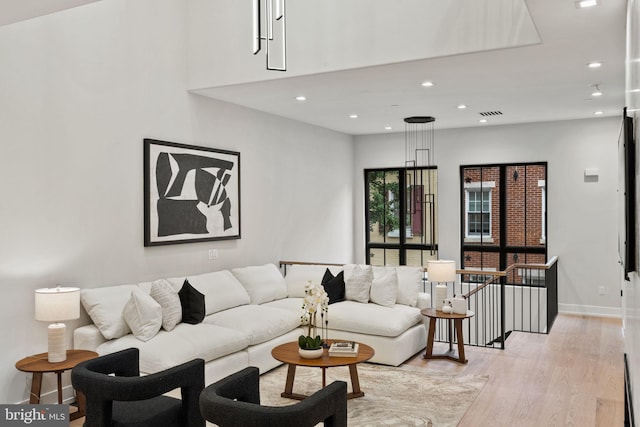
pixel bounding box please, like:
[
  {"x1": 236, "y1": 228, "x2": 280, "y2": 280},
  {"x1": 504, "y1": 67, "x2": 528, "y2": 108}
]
[
  {"x1": 405, "y1": 313, "x2": 625, "y2": 426},
  {"x1": 71, "y1": 314, "x2": 624, "y2": 426}
]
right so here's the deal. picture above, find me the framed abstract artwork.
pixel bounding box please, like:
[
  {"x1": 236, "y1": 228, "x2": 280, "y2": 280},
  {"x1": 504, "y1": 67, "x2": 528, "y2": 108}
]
[{"x1": 144, "y1": 139, "x2": 241, "y2": 246}]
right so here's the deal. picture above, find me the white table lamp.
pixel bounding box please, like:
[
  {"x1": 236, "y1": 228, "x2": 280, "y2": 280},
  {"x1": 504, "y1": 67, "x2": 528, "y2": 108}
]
[
  {"x1": 427, "y1": 260, "x2": 457, "y2": 310},
  {"x1": 35, "y1": 286, "x2": 80, "y2": 363}
]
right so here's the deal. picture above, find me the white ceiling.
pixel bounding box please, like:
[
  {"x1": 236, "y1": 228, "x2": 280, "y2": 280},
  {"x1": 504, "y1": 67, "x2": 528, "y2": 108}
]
[
  {"x1": 0, "y1": 0, "x2": 99, "y2": 27},
  {"x1": 196, "y1": 0, "x2": 628, "y2": 135},
  {"x1": 0, "y1": 0, "x2": 628, "y2": 136}
]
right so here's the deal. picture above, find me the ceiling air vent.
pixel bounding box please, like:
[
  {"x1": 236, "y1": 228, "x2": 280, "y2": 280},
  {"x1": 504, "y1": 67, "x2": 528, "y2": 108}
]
[{"x1": 479, "y1": 111, "x2": 503, "y2": 117}]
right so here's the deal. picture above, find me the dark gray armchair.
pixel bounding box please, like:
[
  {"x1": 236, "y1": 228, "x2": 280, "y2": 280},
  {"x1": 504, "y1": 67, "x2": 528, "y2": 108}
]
[
  {"x1": 71, "y1": 348, "x2": 204, "y2": 427},
  {"x1": 199, "y1": 366, "x2": 347, "y2": 427}
]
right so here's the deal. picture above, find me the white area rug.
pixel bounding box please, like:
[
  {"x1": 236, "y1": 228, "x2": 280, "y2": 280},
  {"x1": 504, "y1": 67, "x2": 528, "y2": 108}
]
[{"x1": 258, "y1": 363, "x2": 488, "y2": 426}]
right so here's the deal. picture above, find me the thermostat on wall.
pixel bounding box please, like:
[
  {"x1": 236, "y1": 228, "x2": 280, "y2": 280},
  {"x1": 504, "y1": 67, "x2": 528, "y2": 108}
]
[{"x1": 584, "y1": 168, "x2": 599, "y2": 177}]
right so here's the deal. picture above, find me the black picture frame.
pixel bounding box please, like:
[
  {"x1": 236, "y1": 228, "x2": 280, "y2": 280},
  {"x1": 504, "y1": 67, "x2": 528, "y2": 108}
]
[
  {"x1": 619, "y1": 107, "x2": 636, "y2": 279},
  {"x1": 144, "y1": 139, "x2": 241, "y2": 246}
]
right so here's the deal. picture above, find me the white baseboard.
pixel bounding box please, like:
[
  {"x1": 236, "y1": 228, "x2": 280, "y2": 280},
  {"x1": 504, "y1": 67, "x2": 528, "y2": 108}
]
[
  {"x1": 16, "y1": 384, "x2": 75, "y2": 405},
  {"x1": 559, "y1": 303, "x2": 622, "y2": 318}
]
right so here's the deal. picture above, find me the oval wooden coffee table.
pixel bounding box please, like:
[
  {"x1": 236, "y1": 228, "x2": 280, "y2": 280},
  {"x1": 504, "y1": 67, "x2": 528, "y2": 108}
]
[{"x1": 271, "y1": 340, "x2": 374, "y2": 400}]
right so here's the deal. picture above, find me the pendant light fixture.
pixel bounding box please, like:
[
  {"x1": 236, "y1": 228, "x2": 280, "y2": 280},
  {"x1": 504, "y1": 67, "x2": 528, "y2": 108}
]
[
  {"x1": 252, "y1": 0, "x2": 286, "y2": 71},
  {"x1": 404, "y1": 116, "x2": 435, "y2": 168},
  {"x1": 404, "y1": 116, "x2": 438, "y2": 258}
]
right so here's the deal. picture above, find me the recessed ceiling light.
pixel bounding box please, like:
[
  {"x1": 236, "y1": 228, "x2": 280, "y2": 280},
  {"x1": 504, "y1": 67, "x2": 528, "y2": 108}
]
[
  {"x1": 576, "y1": 0, "x2": 597, "y2": 8},
  {"x1": 349, "y1": 114, "x2": 359, "y2": 119},
  {"x1": 295, "y1": 96, "x2": 307, "y2": 101},
  {"x1": 588, "y1": 61, "x2": 603, "y2": 68},
  {"x1": 421, "y1": 81, "x2": 434, "y2": 87},
  {"x1": 457, "y1": 104, "x2": 467, "y2": 109},
  {"x1": 479, "y1": 119, "x2": 488, "y2": 123},
  {"x1": 590, "y1": 84, "x2": 603, "y2": 97},
  {"x1": 384, "y1": 126, "x2": 392, "y2": 131},
  {"x1": 594, "y1": 111, "x2": 604, "y2": 115}
]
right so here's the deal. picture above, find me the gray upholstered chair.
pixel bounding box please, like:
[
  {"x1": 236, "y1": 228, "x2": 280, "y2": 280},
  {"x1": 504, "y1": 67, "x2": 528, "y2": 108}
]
[
  {"x1": 71, "y1": 348, "x2": 205, "y2": 427},
  {"x1": 199, "y1": 366, "x2": 348, "y2": 427}
]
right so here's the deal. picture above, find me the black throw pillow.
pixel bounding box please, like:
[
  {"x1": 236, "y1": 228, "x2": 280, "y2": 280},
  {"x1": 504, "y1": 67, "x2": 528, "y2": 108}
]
[
  {"x1": 321, "y1": 269, "x2": 345, "y2": 304},
  {"x1": 178, "y1": 279, "x2": 205, "y2": 324}
]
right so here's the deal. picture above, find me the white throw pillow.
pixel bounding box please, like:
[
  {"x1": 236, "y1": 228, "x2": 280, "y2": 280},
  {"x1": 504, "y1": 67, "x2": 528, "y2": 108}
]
[
  {"x1": 231, "y1": 264, "x2": 288, "y2": 304},
  {"x1": 370, "y1": 269, "x2": 398, "y2": 307},
  {"x1": 123, "y1": 288, "x2": 162, "y2": 342},
  {"x1": 344, "y1": 264, "x2": 373, "y2": 303},
  {"x1": 149, "y1": 279, "x2": 182, "y2": 331},
  {"x1": 395, "y1": 266, "x2": 423, "y2": 306},
  {"x1": 80, "y1": 284, "x2": 137, "y2": 339}
]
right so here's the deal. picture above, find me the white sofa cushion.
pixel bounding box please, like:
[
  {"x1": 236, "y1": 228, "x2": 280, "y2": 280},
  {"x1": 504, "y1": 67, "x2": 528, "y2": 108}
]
[
  {"x1": 344, "y1": 264, "x2": 373, "y2": 303},
  {"x1": 284, "y1": 264, "x2": 343, "y2": 297},
  {"x1": 326, "y1": 300, "x2": 422, "y2": 337},
  {"x1": 73, "y1": 324, "x2": 107, "y2": 352},
  {"x1": 261, "y1": 297, "x2": 305, "y2": 314},
  {"x1": 80, "y1": 284, "x2": 138, "y2": 340},
  {"x1": 122, "y1": 288, "x2": 162, "y2": 342},
  {"x1": 231, "y1": 264, "x2": 288, "y2": 304},
  {"x1": 96, "y1": 322, "x2": 250, "y2": 373},
  {"x1": 370, "y1": 268, "x2": 398, "y2": 307},
  {"x1": 204, "y1": 305, "x2": 300, "y2": 345},
  {"x1": 167, "y1": 270, "x2": 250, "y2": 315},
  {"x1": 149, "y1": 279, "x2": 182, "y2": 331},
  {"x1": 395, "y1": 266, "x2": 423, "y2": 307}
]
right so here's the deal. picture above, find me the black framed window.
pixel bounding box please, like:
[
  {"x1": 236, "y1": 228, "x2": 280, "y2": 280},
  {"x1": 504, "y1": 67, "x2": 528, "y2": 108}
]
[
  {"x1": 365, "y1": 167, "x2": 438, "y2": 266},
  {"x1": 460, "y1": 162, "x2": 547, "y2": 282}
]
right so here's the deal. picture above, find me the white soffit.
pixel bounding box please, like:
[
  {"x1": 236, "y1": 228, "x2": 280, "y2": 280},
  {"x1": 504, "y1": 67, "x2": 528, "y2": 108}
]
[
  {"x1": 190, "y1": 0, "x2": 539, "y2": 88},
  {"x1": 191, "y1": 0, "x2": 626, "y2": 135},
  {"x1": 0, "y1": 0, "x2": 100, "y2": 27}
]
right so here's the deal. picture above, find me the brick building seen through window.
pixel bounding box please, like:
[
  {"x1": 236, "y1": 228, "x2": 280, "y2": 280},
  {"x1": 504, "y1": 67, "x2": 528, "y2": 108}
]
[{"x1": 461, "y1": 163, "x2": 547, "y2": 284}]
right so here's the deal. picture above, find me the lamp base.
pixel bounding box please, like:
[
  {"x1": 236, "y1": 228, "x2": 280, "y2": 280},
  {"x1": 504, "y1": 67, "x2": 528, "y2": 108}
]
[
  {"x1": 47, "y1": 323, "x2": 67, "y2": 363},
  {"x1": 434, "y1": 285, "x2": 447, "y2": 309}
]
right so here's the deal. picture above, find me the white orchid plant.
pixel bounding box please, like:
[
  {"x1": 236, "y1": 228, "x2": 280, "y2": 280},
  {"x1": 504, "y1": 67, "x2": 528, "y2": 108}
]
[{"x1": 298, "y1": 281, "x2": 329, "y2": 350}]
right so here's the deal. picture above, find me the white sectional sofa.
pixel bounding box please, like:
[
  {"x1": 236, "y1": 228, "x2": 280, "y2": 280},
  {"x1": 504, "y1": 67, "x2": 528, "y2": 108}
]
[{"x1": 74, "y1": 263, "x2": 431, "y2": 385}]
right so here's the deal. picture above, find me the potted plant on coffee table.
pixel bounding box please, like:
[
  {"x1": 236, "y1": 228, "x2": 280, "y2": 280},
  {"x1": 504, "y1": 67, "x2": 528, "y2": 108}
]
[{"x1": 298, "y1": 281, "x2": 329, "y2": 359}]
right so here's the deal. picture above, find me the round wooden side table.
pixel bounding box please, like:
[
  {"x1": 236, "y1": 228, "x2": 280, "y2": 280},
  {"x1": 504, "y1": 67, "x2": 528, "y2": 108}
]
[
  {"x1": 15, "y1": 349, "x2": 98, "y2": 421},
  {"x1": 420, "y1": 308, "x2": 475, "y2": 363}
]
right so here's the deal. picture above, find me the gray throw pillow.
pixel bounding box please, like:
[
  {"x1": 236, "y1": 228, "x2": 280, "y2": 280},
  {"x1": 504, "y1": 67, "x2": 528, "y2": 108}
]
[
  {"x1": 150, "y1": 279, "x2": 182, "y2": 331},
  {"x1": 345, "y1": 265, "x2": 373, "y2": 303}
]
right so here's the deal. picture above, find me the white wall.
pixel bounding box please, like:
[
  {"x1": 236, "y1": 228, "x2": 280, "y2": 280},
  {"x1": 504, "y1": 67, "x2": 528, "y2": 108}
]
[
  {"x1": 354, "y1": 117, "x2": 621, "y2": 316},
  {"x1": 0, "y1": 0, "x2": 353, "y2": 404}
]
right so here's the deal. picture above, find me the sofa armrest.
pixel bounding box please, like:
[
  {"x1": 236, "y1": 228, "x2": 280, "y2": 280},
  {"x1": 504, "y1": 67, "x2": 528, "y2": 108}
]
[
  {"x1": 74, "y1": 324, "x2": 107, "y2": 352},
  {"x1": 416, "y1": 292, "x2": 431, "y2": 309}
]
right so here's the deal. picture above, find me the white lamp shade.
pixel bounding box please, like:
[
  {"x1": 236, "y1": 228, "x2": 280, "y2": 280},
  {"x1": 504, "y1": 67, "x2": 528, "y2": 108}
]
[
  {"x1": 35, "y1": 287, "x2": 80, "y2": 322},
  {"x1": 427, "y1": 260, "x2": 457, "y2": 283}
]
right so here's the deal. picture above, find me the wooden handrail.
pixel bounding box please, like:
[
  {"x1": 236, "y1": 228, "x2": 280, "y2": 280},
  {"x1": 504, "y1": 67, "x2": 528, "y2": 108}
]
[
  {"x1": 503, "y1": 255, "x2": 559, "y2": 273},
  {"x1": 279, "y1": 257, "x2": 559, "y2": 300},
  {"x1": 279, "y1": 260, "x2": 345, "y2": 268},
  {"x1": 280, "y1": 257, "x2": 558, "y2": 274},
  {"x1": 462, "y1": 256, "x2": 558, "y2": 299},
  {"x1": 456, "y1": 269, "x2": 506, "y2": 277}
]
